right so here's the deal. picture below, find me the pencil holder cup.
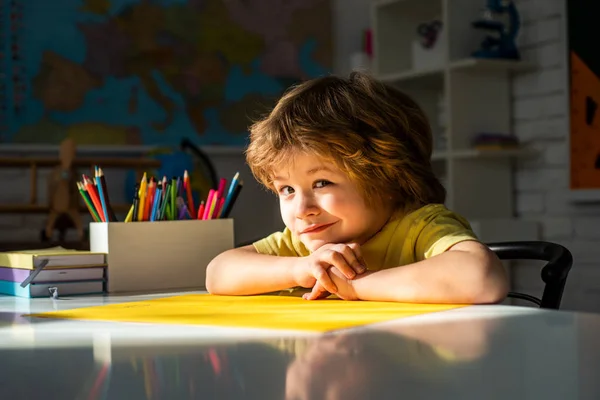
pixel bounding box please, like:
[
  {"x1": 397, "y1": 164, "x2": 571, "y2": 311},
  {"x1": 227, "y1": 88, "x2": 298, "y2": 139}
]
[{"x1": 89, "y1": 219, "x2": 234, "y2": 294}]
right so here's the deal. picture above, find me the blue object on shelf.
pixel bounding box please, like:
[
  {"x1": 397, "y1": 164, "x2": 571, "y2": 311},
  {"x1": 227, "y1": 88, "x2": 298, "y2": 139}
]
[{"x1": 471, "y1": 0, "x2": 521, "y2": 60}]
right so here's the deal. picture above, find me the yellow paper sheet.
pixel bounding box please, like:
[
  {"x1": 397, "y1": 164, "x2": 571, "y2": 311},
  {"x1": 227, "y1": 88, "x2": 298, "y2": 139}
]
[{"x1": 28, "y1": 294, "x2": 466, "y2": 332}]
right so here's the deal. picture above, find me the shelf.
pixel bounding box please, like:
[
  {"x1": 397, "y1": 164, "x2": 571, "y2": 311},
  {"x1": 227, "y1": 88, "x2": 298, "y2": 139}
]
[
  {"x1": 372, "y1": 0, "x2": 413, "y2": 7},
  {"x1": 377, "y1": 58, "x2": 536, "y2": 86},
  {"x1": 452, "y1": 147, "x2": 535, "y2": 159},
  {"x1": 0, "y1": 241, "x2": 90, "y2": 251},
  {"x1": 449, "y1": 58, "x2": 537, "y2": 73},
  {"x1": 0, "y1": 144, "x2": 246, "y2": 157},
  {"x1": 0, "y1": 157, "x2": 160, "y2": 169},
  {"x1": 431, "y1": 151, "x2": 449, "y2": 160},
  {"x1": 431, "y1": 147, "x2": 535, "y2": 161},
  {"x1": 377, "y1": 67, "x2": 444, "y2": 88},
  {"x1": 372, "y1": 0, "x2": 539, "y2": 240},
  {"x1": 0, "y1": 204, "x2": 132, "y2": 213}
]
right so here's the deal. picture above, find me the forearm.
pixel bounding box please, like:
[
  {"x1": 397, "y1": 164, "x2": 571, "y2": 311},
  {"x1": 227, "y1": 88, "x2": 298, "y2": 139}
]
[
  {"x1": 352, "y1": 249, "x2": 508, "y2": 304},
  {"x1": 205, "y1": 245, "x2": 299, "y2": 295}
]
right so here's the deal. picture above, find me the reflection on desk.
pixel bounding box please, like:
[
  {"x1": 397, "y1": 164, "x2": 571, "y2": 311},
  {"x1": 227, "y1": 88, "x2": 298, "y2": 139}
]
[{"x1": 0, "y1": 294, "x2": 599, "y2": 399}]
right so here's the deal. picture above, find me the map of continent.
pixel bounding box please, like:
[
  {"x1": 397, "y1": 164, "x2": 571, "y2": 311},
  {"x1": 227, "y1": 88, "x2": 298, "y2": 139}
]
[{"x1": 6, "y1": 0, "x2": 332, "y2": 147}]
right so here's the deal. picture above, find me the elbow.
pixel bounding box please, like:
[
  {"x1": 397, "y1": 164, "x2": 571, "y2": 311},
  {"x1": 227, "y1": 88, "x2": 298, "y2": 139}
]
[
  {"x1": 470, "y1": 252, "x2": 509, "y2": 304},
  {"x1": 205, "y1": 256, "x2": 226, "y2": 295}
]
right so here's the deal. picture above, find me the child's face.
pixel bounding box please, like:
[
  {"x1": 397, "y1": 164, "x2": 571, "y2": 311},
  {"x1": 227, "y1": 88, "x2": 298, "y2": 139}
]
[{"x1": 272, "y1": 152, "x2": 393, "y2": 252}]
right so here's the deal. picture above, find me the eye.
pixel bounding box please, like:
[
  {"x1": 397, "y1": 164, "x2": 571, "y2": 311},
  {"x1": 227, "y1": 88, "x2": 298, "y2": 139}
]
[
  {"x1": 314, "y1": 180, "x2": 332, "y2": 189},
  {"x1": 278, "y1": 185, "x2": 294, "y2": 196}
]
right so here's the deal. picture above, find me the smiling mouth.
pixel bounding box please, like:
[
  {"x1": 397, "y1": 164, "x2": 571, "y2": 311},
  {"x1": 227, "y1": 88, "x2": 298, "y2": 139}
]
[{"x1": 301, "y1": 222, "x2": 336, "y2": 234}]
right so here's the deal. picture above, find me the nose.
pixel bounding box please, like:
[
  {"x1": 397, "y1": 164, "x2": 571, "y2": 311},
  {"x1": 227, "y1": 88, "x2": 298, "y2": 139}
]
[{"x1": 295, "y1": 191, "x2": 320, "y2": 219}]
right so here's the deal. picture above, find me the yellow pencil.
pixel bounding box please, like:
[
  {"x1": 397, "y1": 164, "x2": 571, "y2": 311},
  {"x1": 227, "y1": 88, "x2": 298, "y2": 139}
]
[
  {"x1": 124, "y1": 205, "x2": 134, "y2": 223},
  {"x1": 207, "y1": 192, "x2": 218, "y2": 219},
  {"x1": 137, "y1": 172, "x2": 148, "y2": 221}
]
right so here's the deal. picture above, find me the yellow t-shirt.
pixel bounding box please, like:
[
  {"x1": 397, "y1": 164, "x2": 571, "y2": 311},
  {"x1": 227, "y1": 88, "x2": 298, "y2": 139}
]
[{"x1": 253, "y1": 204, "x2": 478, "y2": 296}]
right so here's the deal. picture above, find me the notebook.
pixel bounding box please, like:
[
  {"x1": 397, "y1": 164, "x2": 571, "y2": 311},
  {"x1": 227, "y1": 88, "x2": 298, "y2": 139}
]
[
  {"x1": 0, "y1": 247, "x2": 106, "y2": 269},
  {"x1": 0, "y1": 266, "x2": 106, "y2": 283},
  {"x1": 28, "y1": 294, "x2": 466, "y2": 332},
  {"x1": 0, "y1": 279, "x2": 105, "y2": 298}
]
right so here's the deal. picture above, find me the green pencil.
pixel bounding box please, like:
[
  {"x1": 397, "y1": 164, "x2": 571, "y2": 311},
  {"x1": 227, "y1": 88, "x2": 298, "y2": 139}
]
[
  {"x1": 77, "y1": 182, "x2": 101, "y2": 222},
  {"x1": 159, "y1": 182, "x2": 170, "y2": 220},
  {"x1": 170, "y1": 177, "x2": 177, "y2": 220}
]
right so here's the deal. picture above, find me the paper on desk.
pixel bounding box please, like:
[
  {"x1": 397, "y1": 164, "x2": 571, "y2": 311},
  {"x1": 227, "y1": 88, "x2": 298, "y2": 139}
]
[{"x1": 27, "y1": 294, "x2": 466, "y2": 332}]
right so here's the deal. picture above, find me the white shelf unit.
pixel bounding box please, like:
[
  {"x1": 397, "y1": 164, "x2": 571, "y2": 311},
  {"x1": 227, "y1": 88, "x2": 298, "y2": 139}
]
[{"x1": 371, "y1": 0, "x2": 538, "y2": 242}]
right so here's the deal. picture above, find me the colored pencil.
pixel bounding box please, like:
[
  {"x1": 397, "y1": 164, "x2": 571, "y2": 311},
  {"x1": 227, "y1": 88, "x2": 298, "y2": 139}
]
[
  {"x1": 77, "y1": 182, "x2": 100, "y2": 222},
  {"x1": 220, "y1": 173, "x2": 239, "y2": 219},
  {"x1": 221, "y1": 181, "x2": 243, "y2": 218},
  {"x1": 196, "y1": 201, "x2": 205, "y2": 220},
  {"x1": 150, "y1": 187, "x2": 162, "y2": 222},
  {"x1": 124, "y1": 204, "x2": 134, "y2": 223},
  {"x1": 97, "y1": 167, "x2": 116, "y2": 222},
  {"x1": 208, "y1": 193, "x2": 218, "y2": 219},
  {"x1": 184, "y1": 170, "x2": 196, "y2": 218},
  {"x1": 170, "y1": 177, "x2": 177, "y2": 220},
  {"x1": 132, "y1": 184, "x2": 140, "y2": 222},
  {"x1": 216, "y1": 177, "x2": 227, "y2": 199},
  {"x1": 143, "y1": 178, "x2": 155, "y2": 221},
  {"x1": 137, "y1": 173, "x2": 148, "y2": 222},
  {"x1": 83, "y1": 175, "x2": 105, "y2": 222},
  {"x1": 159, "y1": 182, "x2": 170, "y2": 220},
  {"x1": 202, "y1": 189, "x2": 215, "y2": 220},
  {"x1": 95, "y1": 167, "x2": 109, "y2": 223},
  {"x1": 215, "y1": 196, "x2": 226, "y2": 218}
]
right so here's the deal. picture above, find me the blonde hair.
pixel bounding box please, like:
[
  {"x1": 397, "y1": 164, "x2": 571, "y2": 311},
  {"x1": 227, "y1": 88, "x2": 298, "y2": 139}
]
[{"x1": 245, "y1": 72, "x2": 445, "y2": 210}]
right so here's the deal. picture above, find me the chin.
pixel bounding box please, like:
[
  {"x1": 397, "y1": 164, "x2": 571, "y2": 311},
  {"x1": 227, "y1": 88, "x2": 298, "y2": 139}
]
[
  {"x1": 303, "y1": 240, "x2": 327, "y2": 252},
  {"x1": 302, "y1": 235, "x2": 352, "y2": 252},
  {"x1": 298, "y1": 237, "x2": 330, "y2": 252}
]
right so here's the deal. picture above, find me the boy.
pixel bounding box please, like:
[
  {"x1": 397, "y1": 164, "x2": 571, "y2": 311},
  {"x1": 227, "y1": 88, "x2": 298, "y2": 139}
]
[{"x1": 206, "y1": 72, "x2": 508, "y2": 304}]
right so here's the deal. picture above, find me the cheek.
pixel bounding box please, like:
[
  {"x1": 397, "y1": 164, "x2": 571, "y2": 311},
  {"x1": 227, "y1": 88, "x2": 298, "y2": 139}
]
[
  {"x1": 279, "y1": 199, "x2": 295, "y2": 225},
  {"x1": 321, "y1": 191, "x2": 365, "y2": 215}
]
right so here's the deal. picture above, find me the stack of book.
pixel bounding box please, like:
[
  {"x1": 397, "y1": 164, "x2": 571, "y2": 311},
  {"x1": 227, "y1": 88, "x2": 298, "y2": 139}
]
[{"x1": 0, "y1": 247, "x2": 107, "y2": 298}]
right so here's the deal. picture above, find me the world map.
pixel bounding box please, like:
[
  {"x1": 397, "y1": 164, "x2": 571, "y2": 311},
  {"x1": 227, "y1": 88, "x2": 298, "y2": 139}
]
[{"x1": 5, "y1": 0, "x2": 332, "y2": 147}]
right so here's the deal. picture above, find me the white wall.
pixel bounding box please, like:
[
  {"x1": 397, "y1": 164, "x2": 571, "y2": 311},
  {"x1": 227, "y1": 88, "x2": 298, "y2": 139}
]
[{"x1": 332, "y1": 0, "x2": 372, "y2": 75}]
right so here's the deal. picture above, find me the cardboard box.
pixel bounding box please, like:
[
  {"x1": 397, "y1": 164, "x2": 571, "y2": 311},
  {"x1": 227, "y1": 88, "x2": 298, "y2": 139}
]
[{"x1": 90, "y1": 219, "x2": 234, "y2": 293}]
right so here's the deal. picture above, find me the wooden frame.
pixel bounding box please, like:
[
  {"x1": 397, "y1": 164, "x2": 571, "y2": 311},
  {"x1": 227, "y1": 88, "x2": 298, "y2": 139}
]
[{"x1": 0, "y1": 157, "x2": 160, "y2": 213}]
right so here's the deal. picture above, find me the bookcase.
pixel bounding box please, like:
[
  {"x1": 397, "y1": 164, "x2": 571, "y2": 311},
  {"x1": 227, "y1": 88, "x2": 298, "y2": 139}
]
[{"x1": 370, "y1": 0, "x2": 538, "y2": 242}]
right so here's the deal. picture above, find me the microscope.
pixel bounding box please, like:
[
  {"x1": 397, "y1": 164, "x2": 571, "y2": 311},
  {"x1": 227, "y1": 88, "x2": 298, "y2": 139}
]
[{"x1": 471, "y1": 0, "x2": 521, "y2": 60}]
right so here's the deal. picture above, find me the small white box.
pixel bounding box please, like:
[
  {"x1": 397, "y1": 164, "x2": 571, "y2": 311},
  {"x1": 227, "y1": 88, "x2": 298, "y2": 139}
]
[
  {"x1": 412, "y1": 28, "x2": 446, "y2": 70},
  {"x1": 90, "y1": 219, "x2": 234, "y2": 294}
]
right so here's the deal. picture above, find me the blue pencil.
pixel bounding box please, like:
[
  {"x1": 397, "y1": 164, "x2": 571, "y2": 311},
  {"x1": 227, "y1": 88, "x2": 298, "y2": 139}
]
[
  {"x1": 150, "y1": 187, "x2": 162, "y2": 221},
  {"x1": 221, "y1": 172, "x2": 239, "y2": 217},
  {"x1": 95, "y1": 167, "x2": 109, "y2": 223}
]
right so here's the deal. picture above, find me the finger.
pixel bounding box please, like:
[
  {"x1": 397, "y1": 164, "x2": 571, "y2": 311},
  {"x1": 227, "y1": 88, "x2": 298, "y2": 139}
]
[
  {"x1": 346, "y1": 243, "x2": 367, "y2": 272},
  {"x1": 325, "y1": 250, "x2": 358, "y2": 279},
  {"x1": 303, "y1": 283, "x2": 330, "y2": 300},
  {"x1": 313, "y1": 265, "x2": 337, "y2": 293},
  {"x1": 329, "y1": 245, "x2": 365, "y2": 278}
]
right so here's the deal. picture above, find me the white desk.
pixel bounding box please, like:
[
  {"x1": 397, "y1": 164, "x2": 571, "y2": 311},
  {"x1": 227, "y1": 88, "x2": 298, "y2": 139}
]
[{"x1": 0, "y1": 292, "x2": 599, "y2": 399}]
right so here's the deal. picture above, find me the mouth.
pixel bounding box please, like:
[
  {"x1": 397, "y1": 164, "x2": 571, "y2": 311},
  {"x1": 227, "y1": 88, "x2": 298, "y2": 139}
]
[{"x1": 300, "y1": 222, "x2": 336, "y2": 235}]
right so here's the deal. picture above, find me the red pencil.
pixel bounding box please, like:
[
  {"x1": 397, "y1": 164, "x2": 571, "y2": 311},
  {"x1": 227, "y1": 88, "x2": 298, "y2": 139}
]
[
  {"x1": 83, "y1": 175, "x2": 105, "y2": 222},
  {"x1": 184, "y1": 170, "x2": 196, "y2": 219},
  {"x1": 143, "y1": 178, "x2": 155, "y2": 221},
  {"x1": 197, "y1": 201, "x2": 205, "y2": 220}
]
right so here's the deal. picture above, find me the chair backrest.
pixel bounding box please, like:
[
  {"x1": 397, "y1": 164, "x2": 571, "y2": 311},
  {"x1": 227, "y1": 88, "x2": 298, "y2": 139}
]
[{"x1": 486, "y1": 241, "x2": 573, "y2": 310}]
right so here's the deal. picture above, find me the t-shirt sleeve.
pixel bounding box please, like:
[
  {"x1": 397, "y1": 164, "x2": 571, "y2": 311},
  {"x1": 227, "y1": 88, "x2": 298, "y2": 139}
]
[
  {"x1": 414, "y1": 207, "x2": 479, "y2": 261},
  {"x1": 252, "y1": 227, "x2": 307, "y2": 257}
]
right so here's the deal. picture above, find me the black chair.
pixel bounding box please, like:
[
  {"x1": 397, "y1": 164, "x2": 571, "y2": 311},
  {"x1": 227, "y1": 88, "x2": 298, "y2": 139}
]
[{"x1": 486, "y1": 241, "x2": 573, "y2": 310}]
